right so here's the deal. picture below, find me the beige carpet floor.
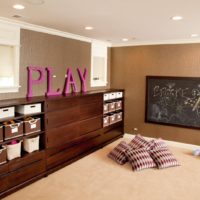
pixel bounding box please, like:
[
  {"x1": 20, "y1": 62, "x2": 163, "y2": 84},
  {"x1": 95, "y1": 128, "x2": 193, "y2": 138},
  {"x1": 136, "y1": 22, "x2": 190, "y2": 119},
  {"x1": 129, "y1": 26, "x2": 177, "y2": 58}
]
[{"x1": 3, "y1": 138, "x2": 200, "y2": 200}]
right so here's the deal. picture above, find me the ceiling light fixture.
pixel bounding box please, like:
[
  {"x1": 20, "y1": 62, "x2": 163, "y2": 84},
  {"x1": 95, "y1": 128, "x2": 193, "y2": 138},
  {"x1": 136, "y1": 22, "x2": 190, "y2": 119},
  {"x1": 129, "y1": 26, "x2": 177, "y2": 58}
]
[
  {"x1": 13, "y1": 4, "x2": 25, "y2": 10},
  {"x1": 171, "y1": 15, "x2": 183, "y2": 21},
  {"x1": 191, "y1": 33, "x2": 199, "y2": 38},
  {"x1": 85, "y1": 26, "x2": 93, "y2": 30},
  {"x1": 122, "y1": 38, "x2": 128, "y2": 42}
]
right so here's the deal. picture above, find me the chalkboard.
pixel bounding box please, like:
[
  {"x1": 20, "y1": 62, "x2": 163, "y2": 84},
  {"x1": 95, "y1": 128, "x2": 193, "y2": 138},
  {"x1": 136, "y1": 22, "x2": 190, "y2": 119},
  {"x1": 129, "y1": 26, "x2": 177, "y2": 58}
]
[{"x1": 145, "y1": 76, "x2": 200, "y2": 129}]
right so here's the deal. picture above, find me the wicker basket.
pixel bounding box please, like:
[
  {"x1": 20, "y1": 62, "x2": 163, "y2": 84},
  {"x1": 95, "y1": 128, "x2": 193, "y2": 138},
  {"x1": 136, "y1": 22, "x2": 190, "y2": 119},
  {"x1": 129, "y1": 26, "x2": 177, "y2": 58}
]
[
  {"x1": 4, "y1": 121, "x2": 23, "y2": 140},
  {"x1": 24, "y1": 118, "x2": 41, "y2": 135}
]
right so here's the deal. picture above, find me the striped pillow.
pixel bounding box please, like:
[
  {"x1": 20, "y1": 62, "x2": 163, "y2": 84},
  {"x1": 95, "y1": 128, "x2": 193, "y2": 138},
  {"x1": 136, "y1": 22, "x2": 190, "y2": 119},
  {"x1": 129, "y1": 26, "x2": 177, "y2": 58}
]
[
  {"x1": 151, "y1": 138, "x2": 168, "y2": 150},
  {"x1": 107, "y1": 141, "x2": 130, "y2": 165},
  {"x1": 129, "y1": 135, "x2": 153, "y2": 150},
  {"x1": 150, "y1": 148, "x2": 180, "y2": 169},
  {"x1": 126, "y1": 148, "x2": 156, "y2": 171}
]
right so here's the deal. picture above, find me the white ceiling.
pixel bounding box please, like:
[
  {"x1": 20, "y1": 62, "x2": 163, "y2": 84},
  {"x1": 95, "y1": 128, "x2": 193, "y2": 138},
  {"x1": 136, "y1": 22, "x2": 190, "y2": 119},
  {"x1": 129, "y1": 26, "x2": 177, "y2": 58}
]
[{"x1": 1, "y1": 0, "x2": 200, "y2": 46}]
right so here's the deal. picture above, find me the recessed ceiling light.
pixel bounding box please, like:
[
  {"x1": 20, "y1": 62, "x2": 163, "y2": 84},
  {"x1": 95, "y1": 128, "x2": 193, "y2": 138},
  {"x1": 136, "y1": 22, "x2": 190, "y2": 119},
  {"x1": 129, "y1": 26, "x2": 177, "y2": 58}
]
[
  {"x1": 122, "y1": 38, "x2": 128, "y2": 42},
  {"x1": 13, "y1": 4, "x2": 25, "y2": 10},
  {"x1": 171, "y1": 15, "x2": 183, "y2": 21},
  {"x1": 191, "y1": 33, "x2": 199, "y2": 38},
  {"x1": 26, "y1": 0, "x2": 45, "y2": 5},
  {"x1": 85, "y1": 26, "x2": 93, "y2": 30}
]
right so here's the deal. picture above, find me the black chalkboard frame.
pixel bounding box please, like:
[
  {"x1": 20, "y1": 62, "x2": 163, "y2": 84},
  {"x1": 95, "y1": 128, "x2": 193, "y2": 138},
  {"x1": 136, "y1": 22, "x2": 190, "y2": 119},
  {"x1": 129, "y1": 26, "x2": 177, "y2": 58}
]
[{"x1": 145, "y1": 76, "x2": 200, "y2": 129}]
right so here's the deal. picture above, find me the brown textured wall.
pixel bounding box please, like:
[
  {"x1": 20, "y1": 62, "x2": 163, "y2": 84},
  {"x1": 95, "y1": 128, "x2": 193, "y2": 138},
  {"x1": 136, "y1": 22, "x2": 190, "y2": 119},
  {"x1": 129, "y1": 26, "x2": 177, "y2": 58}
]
[
  {"x1": 0, "y1": 29, "x2": 110, "y2": 100},
  {"x1": 111, "y1": 44, "x2": 200, "y2": 145}
]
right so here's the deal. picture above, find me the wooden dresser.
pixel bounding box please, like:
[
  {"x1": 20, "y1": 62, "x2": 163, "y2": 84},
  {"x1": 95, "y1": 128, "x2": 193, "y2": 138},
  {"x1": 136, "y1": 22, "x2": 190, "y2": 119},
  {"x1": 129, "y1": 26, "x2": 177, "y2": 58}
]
[{"x1": 0, "y1": 89, "x2": 124, "y2": 198}]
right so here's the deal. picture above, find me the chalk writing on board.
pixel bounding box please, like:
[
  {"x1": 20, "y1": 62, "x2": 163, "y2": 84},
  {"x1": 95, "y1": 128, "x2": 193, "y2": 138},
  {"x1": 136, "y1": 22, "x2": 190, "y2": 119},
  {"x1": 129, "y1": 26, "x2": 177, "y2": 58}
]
[{"x1": 146, "y1": 76, "x2": 200, "y2": 128}]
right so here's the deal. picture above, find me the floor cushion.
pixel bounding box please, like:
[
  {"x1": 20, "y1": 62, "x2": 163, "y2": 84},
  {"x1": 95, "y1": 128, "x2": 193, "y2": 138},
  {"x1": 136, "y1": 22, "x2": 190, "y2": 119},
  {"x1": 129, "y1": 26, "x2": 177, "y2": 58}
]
[
  {"x1": 129, "y1": 134, "x2": 153, "y2": 150},
  {"x1": 150, "y1": 147, "x2": 180, "y2": 169},
  {"x1": 108, "y1": 141, "x2": 130, "y2": 165},
  {"x1": 126, "y1": 147, "x2": 156, "y2": 171}
]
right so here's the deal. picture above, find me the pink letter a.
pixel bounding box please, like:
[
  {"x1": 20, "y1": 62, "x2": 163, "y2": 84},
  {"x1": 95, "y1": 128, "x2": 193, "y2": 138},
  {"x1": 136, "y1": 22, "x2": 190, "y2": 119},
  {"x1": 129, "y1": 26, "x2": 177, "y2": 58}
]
[{"x1": 63, "y1": 68, "x2": 78, "y2": 94}]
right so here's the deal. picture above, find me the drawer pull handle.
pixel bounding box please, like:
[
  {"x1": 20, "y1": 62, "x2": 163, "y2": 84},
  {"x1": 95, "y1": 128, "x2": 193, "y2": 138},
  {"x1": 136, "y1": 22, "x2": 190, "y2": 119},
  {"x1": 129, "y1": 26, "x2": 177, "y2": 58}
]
[
  {"x1": 30, "y1": 105, "x2": 36, "y2": 108},
  {"x1": 3, "y1": 109, "x2": 9, "y2": 112}
]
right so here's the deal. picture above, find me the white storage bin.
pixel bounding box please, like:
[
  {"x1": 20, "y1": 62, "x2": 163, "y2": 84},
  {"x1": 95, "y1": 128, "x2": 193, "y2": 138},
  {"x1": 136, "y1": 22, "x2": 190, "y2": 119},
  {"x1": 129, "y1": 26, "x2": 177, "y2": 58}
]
[
  {"x1": 0, "y1": 107, "x2": 15, "y2": 119},
  {"x1": 116, "y1": 112, "x2": 123, "y2": 122},
  {"x1": 23, "y1": 136, "x2": 40, "y2": 153},
  {"x1": 109, "y1": 114, "x2": 116, "y2": 124},
  {"x1": 0, "y1": 146, "x2": 7, "y2": 165},
  {"x1": 108, "y1": 102, "x2": 116, "y2": 112},
  {"x1": 103, "y1": 104, "x2": 109, "y2": 114},
  {"x1": 103, "y1": 116, "x2": 109, "y2": 127},
  {"x1": 6, "y1": 140, "x2": 21, "y2": 161},
  {"x1": 109, "y1": 93, "x2": 116, "y2": 100},
  {"x1": 116, "y1": 92, "x2": 123, "y2": 98},
  {"x1": 16, "y1": 103, "x2": 41, "y2": 115},
  {"x1": 103, "y1": 93, "x2": 109, "y2": 101}
]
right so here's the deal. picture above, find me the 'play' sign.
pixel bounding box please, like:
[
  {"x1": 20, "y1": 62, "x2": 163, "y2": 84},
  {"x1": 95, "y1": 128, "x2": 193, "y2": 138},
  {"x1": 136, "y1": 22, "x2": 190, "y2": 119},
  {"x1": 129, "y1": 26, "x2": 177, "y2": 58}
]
[{"x1": 27, "y1": 66, "x2": 87, "y2": 98}]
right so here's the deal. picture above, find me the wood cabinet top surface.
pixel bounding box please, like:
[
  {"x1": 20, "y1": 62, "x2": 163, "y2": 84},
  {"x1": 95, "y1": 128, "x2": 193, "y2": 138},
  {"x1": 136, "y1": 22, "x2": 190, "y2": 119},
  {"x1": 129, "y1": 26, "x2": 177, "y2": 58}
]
[{"x1": 0, "y1": 89, "x2": 124, "y2": 108}]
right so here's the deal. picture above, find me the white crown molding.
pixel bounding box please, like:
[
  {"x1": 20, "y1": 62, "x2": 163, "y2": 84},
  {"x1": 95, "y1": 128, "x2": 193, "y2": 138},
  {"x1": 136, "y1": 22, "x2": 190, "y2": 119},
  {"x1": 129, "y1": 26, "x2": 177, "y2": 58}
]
[
  {"x1": 112, "y1": 39, "x2": 200, "y2": 47},
  {"x1": 123, "y1": 133, "x2": 200, "y2": 150},
  {"x1": 2, "y1": 18, "x2": 200, "y2": 48},
  {"x1": 0, "y1": 17, "x2": 111, "y2": 46}
]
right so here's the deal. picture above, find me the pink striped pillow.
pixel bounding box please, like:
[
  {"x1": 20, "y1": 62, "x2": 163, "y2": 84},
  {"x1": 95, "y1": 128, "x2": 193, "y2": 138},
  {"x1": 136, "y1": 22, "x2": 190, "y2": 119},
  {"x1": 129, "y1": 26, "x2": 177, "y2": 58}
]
[
  {"x1": 129, "y1": 135, "x2": 153, "y2": 150},
  {"x1": 150, "y1": 148, "x2": 180, "y2": 169},
  {"x1": 151, "y1": 138, "x2": 168, "y2": 150},
  {"x1": 126, "y1": 148, "x2": 156, "y2": 171},
  {"x1": 108, "y1": 141, "x2": 130, "y2": 165}
]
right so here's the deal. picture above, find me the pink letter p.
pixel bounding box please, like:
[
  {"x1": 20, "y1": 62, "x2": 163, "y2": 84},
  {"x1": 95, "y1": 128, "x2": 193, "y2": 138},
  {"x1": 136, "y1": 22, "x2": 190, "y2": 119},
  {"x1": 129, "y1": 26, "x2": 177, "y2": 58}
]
[{"x1": 27, "y1": 66, "x2": 45, "y2": 98}]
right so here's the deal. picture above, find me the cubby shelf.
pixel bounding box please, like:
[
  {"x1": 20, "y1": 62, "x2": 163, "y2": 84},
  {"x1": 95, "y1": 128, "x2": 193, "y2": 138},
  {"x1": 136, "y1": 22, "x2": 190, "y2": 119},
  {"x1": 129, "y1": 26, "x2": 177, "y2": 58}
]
[
  {"x1": 0, "y1": 131, "x2": 45, "y2": 145},
  {"x1": 103, "y1": 97, "x2": 123, "y2": 102},
  {"x1": 0, "y1": 112, "x2": 45, "y2": 123},
  {"x1": 0, "y1": 89, "x2": 124, "y2": 198}
]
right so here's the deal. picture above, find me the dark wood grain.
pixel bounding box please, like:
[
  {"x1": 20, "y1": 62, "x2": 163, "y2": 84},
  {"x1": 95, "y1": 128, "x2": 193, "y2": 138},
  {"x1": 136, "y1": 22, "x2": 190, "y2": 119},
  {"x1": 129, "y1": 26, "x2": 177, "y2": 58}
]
[
  {"x1": 8, "y1": 151, "x2": 45, "y2": 172},
  {"x1": 0, "y1": 163, "x2": 8, "y2": 176},
  {"x1": 46, "y1": 134, "x2": 102, "y2": 169},
  {"x1": 47, "y1": 116, "x2": 102, "y2": 148},
  {"x1": 46, "y1": 106, "x2": 79, "y2": 129},
  {"x1": 7, "y1": 159, "x2": 45, "y2": 188},
  {"x1": 46, "y1": 129, "x2": 103, "y2": 157},
  {"x1": 0, "y1": 175, "x2": 8, "y2": 193}
]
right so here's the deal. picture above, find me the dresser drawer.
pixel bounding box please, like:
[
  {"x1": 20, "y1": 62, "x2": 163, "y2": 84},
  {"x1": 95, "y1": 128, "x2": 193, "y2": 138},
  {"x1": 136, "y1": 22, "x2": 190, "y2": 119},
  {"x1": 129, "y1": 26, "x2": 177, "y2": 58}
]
[
  {"x1": 46, "y1": 97, "x2": 78, "y2": 112},
  {"x1": 9, "y1": 151, "x2": 45, "y2": 172},
  {"x1": 47, "y1": 116, "x2": 102, "y2": 148},
  {"x1": 100, "y1": 127, "x2": 123, "y2": 144},
  {"x1": 47, "y1": 133, "x2": 102, "y2": 169},
  {"x1": 47, "y1": 123, "x2": 78, "y2": 148},
  {"x1": 46, "y1": 106, "x2": 79, "y2": 129},
  {"x1": 0, "y1": 163, "x2": 8, "y2": 176},
  {"x1": 46, "y1": 129, "x2": 103, "y2": 157},
  {"x1": 0, "y1": 174, "x2": 8, "y2": 193},
  {"x1": 7, "y1": 159, "x2": 45, "y2": 188},
  {"x1": 79, "y1": 101, "x2": 102, "y2": 120},
  {"x1": 78, "y1": 94, "x2": 102, "y2": 105}
]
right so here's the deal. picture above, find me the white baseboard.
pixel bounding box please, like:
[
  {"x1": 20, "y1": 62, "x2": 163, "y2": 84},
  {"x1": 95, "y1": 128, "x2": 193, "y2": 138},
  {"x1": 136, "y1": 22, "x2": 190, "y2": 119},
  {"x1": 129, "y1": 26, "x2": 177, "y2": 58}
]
[{"x1": 123, "y1": 133, "x2": 200, "y2": 150}]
